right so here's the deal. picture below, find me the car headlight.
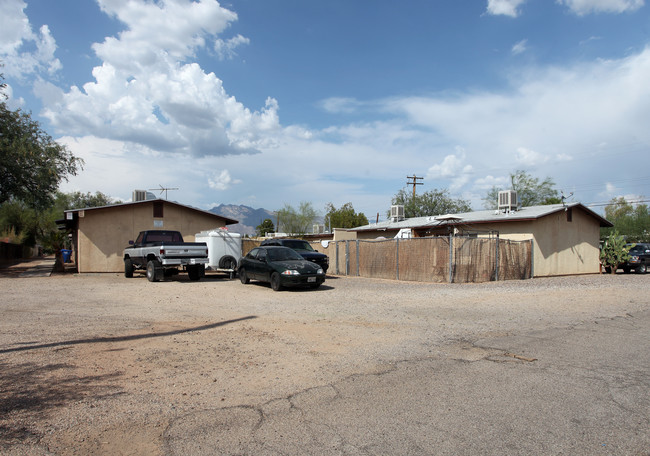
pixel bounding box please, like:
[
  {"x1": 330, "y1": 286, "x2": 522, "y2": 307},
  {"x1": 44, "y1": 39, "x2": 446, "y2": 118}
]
[
  {"x1": 317, "y1": 268, "x2": 324, "y2": 275},
  {"x1": 281, "y1": 269, "x2": 300, "y2": 276}
]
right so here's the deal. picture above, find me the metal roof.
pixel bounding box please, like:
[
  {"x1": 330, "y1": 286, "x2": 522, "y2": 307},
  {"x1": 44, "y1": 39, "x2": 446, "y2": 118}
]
[
  {"x1": 62, "y1": 198, "x2": 239, "y2": 225},
  {"x1": 351, "y1": 203, "x2": 613, "y2": 232}
]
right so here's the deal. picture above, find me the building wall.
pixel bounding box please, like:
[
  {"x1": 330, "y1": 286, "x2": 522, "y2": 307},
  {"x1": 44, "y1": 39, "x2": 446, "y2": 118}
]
[
  {"x1": 76, "y1": 202, "x2": 228, "y2": 273},
  {"x1": 477, "y1": 209, "x2": 600, "y2": 276},
  {"x1": 351, "y1": 208, "x2": 601, "y2": 277}
]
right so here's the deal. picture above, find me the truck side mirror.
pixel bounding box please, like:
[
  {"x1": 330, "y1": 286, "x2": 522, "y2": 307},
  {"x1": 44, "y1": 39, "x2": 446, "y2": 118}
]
[{"x1": 129, "y1": 240, "x2": 134, "y2": 245}]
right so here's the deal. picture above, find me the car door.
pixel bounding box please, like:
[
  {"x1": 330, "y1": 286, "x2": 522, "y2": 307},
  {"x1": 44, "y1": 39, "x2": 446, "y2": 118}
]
[
  {"x1": 242, "y1": 248, "x2": 260, "y2": 279},
  {"x1": 255, "y1": 248, "x2": 273, "y2": 282}
]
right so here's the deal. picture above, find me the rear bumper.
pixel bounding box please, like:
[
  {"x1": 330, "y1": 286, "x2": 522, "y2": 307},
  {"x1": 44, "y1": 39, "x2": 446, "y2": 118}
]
[{"x1": 162, "y1": 258, "x2": 209, "y2": 267}]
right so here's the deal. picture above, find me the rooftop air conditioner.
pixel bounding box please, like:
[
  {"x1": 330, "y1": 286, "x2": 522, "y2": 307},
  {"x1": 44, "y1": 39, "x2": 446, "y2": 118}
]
[
  {"x1": 498, "y1": 190, "x2": 518, "y2": 212},
  {"x1": 390, "y1": 205, "x2": 405, "y2": 222},
  {"x1": 313, "y1": 224, "x2": 325, "y2": 234},
  {"x1": 132, "y1": 189, "x2": 147, "y2": 202}
]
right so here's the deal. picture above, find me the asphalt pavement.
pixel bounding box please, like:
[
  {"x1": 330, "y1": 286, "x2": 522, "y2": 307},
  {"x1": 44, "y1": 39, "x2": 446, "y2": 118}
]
[{"x1": 164, "y1": 310, "x2": 650, "y2": 455}]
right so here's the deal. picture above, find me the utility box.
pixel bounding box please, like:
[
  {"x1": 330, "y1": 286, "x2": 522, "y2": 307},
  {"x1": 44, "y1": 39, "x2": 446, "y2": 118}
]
[{"x1": 195, "y1": 229, "x2": 242, "y2": 273}]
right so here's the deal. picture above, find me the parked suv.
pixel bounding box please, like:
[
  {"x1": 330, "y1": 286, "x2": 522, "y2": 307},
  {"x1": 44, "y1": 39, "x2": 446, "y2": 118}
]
[
  {"x1": 260, "y1": 238, "x2": 329, "y2": 273},
  {"x1": 621, "y1": 243, "x2": 650, "y2": 274}
]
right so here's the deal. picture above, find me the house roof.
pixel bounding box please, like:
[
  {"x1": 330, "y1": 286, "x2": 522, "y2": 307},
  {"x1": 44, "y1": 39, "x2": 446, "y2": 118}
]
[
  {"x1": 61, "y1": 198, "x2": 239, "y2": 225},
  {"x1": 350, "y1": 202, "x2": 613, "y2": 232}
]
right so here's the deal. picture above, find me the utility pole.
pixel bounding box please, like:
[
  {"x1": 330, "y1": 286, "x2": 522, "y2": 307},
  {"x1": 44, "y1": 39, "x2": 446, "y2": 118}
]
[{"x1": 406, "y1": 175, "x2": 423, "y2": 198}]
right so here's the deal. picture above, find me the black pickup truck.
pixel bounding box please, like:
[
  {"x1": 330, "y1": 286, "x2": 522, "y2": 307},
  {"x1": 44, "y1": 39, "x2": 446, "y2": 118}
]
[{"x1": 123, "y1": 230, "x2": 209, "y2": 282}]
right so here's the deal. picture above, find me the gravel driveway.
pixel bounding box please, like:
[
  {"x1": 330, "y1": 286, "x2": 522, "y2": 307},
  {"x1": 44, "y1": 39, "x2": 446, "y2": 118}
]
[{"x1": 1, "y1": 266, "x2": 648, "y2": 455}]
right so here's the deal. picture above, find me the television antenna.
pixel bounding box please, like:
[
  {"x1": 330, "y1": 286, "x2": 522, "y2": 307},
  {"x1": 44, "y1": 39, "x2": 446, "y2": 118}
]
[{"x1": 149, "y1": 184, "x2": 179, "y2": 200}]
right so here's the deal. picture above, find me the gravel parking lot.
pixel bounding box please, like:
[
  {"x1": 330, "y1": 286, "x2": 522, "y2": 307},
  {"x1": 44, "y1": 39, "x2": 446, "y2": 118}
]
[{"x1": 1, "y1": 263, "x2": 648, "y2": 455}]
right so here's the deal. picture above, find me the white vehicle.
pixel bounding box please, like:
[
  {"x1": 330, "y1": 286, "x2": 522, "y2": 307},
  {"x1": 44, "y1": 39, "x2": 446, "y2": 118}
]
[{"x1": 195, "y1": 229, "x2": 242, "y2": 277}]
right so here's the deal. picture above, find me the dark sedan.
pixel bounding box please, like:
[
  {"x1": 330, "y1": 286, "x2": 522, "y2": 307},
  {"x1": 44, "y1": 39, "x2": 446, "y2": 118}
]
[{"x1": 238, "y1": 246, "x2": 326, "y2": 291}]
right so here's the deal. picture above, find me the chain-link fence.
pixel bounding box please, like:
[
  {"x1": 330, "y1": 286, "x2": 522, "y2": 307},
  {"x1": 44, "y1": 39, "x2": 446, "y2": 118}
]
[{"x1": 242, "y1": 236, "x2": 532, "y2": 283}]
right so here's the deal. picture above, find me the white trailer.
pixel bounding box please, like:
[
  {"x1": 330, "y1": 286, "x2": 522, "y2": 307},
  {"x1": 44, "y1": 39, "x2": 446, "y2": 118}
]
[{"x1": 195, "y1": 229, "x2": 242, "y2": 277}]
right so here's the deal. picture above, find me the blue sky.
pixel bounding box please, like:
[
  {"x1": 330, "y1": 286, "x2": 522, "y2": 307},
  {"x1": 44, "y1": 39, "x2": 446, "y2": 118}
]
[{"x1": 2, "y1": 0, "x2": 649, "y2": 220}]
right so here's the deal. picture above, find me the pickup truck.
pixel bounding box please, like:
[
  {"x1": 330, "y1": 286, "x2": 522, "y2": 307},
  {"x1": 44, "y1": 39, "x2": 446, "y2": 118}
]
[{"x1": 123, "y1": 230, "x2": 209, "y2": 282}]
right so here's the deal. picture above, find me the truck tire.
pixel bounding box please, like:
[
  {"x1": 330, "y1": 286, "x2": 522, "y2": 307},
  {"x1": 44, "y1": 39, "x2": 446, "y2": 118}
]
[
  {"x1": 637, "y1": 264, "x2": 647, "y2": 274},
  {"x1": 124, "y1": 258, "x2": 134, "y2": 278},
  {"x1": 146, "y1": 260, "x2": 162, "y2": 282},
  {"x1": 188, "y1": 265, "x2": 202, "y2": 281}
]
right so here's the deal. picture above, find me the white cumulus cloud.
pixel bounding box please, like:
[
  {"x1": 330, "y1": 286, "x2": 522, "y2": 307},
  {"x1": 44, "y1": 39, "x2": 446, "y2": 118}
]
[
  {"x1": 32, "y1": 0, "x2": 279, "y2": 157},
  {"x1": 556, "y1": 0, "x2": 644, "y2": 15},
  {"x1": 0, "y1": 0, "x2": 61, "y2": 78},
  {"x1": 486, "y1": 0, "x2": 528, "y2": 17}
]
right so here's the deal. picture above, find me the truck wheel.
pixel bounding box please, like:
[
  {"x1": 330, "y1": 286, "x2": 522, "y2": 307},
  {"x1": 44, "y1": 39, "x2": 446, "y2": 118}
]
[
  {"x1": 146, "y1": 260, "x2": 161, "y2": 282},
  {"x1": 124, "y1": 258, "x2": 134, "y2": 278},
  {"x1": 270, "y1": 272, "x2": 282, "y2": 291},
  {"x1": 188, "y1": 265, "x2": 202, "y2": 281},
  {"x1": 239, "y1": 269, "x2": 249, "y2": 284},
  {"x1": 637, "y1": 264, "x2": 647, "y2": 274}
]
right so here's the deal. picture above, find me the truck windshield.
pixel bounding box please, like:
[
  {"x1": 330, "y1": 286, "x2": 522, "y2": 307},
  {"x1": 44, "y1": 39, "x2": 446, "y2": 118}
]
[
  {"x1": 147, "y1": 232, "x2": 183, "y2": 243},
  {"x1": 283, "y1": 240, "x2": 314, "y2": 251}
]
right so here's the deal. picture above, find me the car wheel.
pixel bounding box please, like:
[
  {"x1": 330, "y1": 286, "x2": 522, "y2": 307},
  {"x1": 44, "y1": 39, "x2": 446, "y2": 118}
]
[
  {"x1": 124, "y1": 258, "x2": 134, "y2": 278},
  {"x1": 188, "y1": 265, "x2": 201, "y2": 281},
  {"x1": 146, "y1": 260, "x2": 161, "y2": 282},
  {"x1": 270, "y1": 272, "x2": 282, "y2": 291},
  {"x1": 604, "y1": 266, "x2": 612, "y2": 274},
  {"x1": 636, "y1": 264, "x2": 647, "y2": 274},
  {"x1": 239, "y1": 269, "x2": 250, "y2": 284}
]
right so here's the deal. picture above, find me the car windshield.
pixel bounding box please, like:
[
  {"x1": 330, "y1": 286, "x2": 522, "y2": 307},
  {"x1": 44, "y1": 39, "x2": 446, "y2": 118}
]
[
  {"x1": 283, "y1": 240, "x2": 314, "y2": 251},
  {"x1": 268, "y1": 248, "x2": 304, "y2": 261},
  {"x1": 628, "y1": 244, "x2": 648, "y2": 253}
]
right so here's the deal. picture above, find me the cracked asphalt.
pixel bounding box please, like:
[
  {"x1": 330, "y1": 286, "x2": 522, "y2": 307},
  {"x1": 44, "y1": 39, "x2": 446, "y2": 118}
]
[
  {"x1": 1, "y1": 268, "x2": 648, "y2": 455},
  {"x1": 164, "y1": 311, "x2": 650, "y2": 455}
]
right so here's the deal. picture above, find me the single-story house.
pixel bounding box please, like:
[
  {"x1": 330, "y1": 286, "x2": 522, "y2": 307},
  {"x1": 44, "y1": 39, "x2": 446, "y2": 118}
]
[
  {"x1": 59, "y1": 199, "x2": 238, "y2": 273},
  {"x1": 348, "y1": 202, "x2": 612, "y2": 277}
]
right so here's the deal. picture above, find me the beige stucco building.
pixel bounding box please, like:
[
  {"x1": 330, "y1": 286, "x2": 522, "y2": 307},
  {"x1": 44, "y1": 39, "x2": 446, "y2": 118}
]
[
  {"x1": 60, "y1": 199, "x2": 237, "y2": 273},
  {"x1": 348, "y1": 203, "x2": 612, "y2": 277}
]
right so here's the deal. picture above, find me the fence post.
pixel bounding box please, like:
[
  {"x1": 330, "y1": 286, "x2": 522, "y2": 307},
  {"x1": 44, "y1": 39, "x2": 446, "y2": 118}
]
[
  {"x1": 495, "y1": 236, "x2": 500, "y2": 281},
  {"x1": 449, "y1": 234, "x2": 454, "y2": 283},
  {"x1": 335, "y1": 241, "x2": 339, "y2": 275},
  {"x1": 530, "y1": 239, "x2": 534, "y2": 278},
  {"x1": 396, "y1": 237, "x2": 400, "y2": 281},
  {"x1": 345, "y1": 241, "x2": 350, "y2": 276},
  {"x1": 356, "y1": 240, "x2": 360, "y2": 277}
]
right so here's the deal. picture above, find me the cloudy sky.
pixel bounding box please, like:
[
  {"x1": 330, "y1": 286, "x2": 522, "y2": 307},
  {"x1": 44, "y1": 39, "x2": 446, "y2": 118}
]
[{"x1": 2, "y1": 0, "x2": 649, "y2": 219}]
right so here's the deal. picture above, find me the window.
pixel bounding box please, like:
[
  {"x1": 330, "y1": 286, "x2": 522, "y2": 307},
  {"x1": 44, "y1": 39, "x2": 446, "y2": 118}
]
[
  {"x1": 153, "y1": 202, "x2": 163, "y2": 218},
  {"x1": 566, "y1": 208, "x2": 572, "y2": 222}
]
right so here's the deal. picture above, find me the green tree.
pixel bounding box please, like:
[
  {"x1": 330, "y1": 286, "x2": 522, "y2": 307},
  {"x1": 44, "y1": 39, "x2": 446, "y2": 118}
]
[
  {"x1": 601, "y1": 197, "x2": 649, "y2": 242},
  {"x1": 0, "y1": 74, "x2": 83, "y2": 209},
  {"x1": 277, "y1": 201, "x2": 317, "y2": 235},
  {"x1": 324, "y1": 202, "x2": 368, "y2": 229},
  {"x1": 600, "y1": 231, "x2": 633, "y2": 274},
  {"x1": 483, "y1": 170, "x2": 560, "y2": 209},
  {"x1": 389, "y1": 188, "x2": 472, "y2": 219},
  {"x1": 57, "y1": 191, "x2": 119, "y2": 210},
  {"x1": 255, "y1": 218, "x2": 275, "y2": 237}
]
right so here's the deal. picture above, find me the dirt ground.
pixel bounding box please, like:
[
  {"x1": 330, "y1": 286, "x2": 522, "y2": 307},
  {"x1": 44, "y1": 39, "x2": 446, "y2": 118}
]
[{"x1": 1, "y1": 259, "x2": 648, "y2": 455}]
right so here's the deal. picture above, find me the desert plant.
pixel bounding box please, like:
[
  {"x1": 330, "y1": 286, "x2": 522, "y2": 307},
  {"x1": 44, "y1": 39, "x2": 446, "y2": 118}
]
[{"x1": 600, "y1": 231, "x2": 632, "y2": 274}]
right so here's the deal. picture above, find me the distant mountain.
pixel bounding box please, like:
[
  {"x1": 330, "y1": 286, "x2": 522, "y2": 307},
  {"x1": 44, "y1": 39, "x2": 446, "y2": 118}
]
[{"x1": 209, "y1": 204, "x2": 275, "y2": 236}]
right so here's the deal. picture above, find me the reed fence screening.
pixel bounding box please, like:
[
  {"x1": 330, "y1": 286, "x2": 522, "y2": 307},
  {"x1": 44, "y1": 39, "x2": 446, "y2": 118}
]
[{"x1": 243, "y1": 236, "x2": 532, "y2": 284}]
